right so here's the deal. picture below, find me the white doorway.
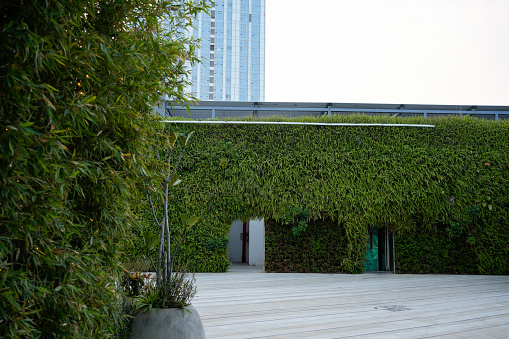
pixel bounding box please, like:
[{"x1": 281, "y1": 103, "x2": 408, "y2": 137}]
[
  {"x1": 228, "y1": 219, "x2": 265, "y2": 267},
  {"x1": 228, "y1": 220, "x2": 249, "y2": 263}
]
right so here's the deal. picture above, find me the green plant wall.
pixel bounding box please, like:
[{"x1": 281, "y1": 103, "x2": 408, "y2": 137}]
[
  {"x1": 265, "y1": 218, "x2": 364, "y2": 273},
  {"x1": 124, "y1": 115, "x2": 509, "y2": 274},
  {"x1": 395, "y1": 224, "x2": 479, "y2": 274}
]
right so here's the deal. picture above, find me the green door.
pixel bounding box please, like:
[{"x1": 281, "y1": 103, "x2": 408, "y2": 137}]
[{"x1": 364, "y1": 227, "x2": 379, "y2": 271}]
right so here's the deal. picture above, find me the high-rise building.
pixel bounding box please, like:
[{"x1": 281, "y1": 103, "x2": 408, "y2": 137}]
[{"x1": 189, "y1": 0, "x2": 265, "y2": 101}]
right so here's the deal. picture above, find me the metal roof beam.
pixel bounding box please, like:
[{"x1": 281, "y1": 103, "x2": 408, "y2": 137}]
[{"x1": 165, "y1": 101, "x2": 509, "y2": 119}]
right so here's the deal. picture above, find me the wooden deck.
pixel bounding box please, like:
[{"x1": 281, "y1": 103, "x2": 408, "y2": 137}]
[{"x1": 193, "y1": 264, "x2": 509, "y2": 338}]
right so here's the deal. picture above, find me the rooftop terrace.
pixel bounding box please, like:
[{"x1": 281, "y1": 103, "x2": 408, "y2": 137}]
[{"x1": 193, "y1": 264, "x2": 509, "y2": 338}]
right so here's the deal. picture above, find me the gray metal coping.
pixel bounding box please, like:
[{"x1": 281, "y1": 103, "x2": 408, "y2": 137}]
[{"x1": 165, "y1": 100, "x2": 509, "y2": 121}]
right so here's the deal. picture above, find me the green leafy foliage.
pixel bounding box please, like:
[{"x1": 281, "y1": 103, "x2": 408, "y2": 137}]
[
  {"x1": 122, "y1": 210, "x2": 231, "y2": 273},
  {"x1": 145, "y1": 130, "x2": 200, "y2": 290},
  {"x1": 396, "y1": 203, "x2": 508, "y2": 274},
  {"x1": 265, "y1": 218, "x2": 354, "y2": 273},
  {"x1": 143, "y1": 231, "x2": 160, "y2": 252},
  {"x1": 126, "y1": 115, "x2": 509, "y2": 274},
  {"x1": 395, "y1": 224, "x2": 480, "y2": 274},
  {"x1": 340, "y1": 258, "x2": 365, "y2": 274},
  {"x1": 203, "y1": 236, "x2": 230, "y2": 251},
  {"x1": 449, "y1": 205, "x2": 480, "y2": 238},
  {"x1": 0, "y1": 0, "x2": 209, "y2": 337},
  {"x1": 134, "y1": 269, "x2": 197, "y2": 310},
  {"x1": 281, "y1": 206, "x2": 311, "y2": 237},
  {"x1": 121, "y1": 272, "x2": 146, "y2": 297}
]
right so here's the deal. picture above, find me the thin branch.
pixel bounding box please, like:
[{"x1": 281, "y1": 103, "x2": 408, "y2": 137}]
[
  {"x1": 169, "y1": 228, "x2": 188, "y2": 280},
  {"x1": 166, "y1": 220, "x2": 171, "y2": 283},
  {"x1": 146, "y1": 250, "x2": 157, "y2": 272},
  {"x1": 166, "y1": 145, "x2": 186, "y2": 184},
  {"x1": 156, "y1": 219, "x2": 165, "y2": 288},
  {"x1": 149, "y1": 195, "x2": 161, "y2": 226},
  {"x1": 165, "y1": 148, "x2": 173, "y2": 181},
  {"x1": 164, "y1": 180, "x2": 171, "y2": 284},
  {"x1": 156, "y1": 147, "x2": 166, "y2": 177}
]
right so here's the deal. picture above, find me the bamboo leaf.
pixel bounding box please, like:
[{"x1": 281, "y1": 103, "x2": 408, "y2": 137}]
[
  {"x1": 169, "y1": 132, "x2": 178, "y2": 148},
  {"x1": 169, "y1": 174, "x2": 181, "y2": 187}
]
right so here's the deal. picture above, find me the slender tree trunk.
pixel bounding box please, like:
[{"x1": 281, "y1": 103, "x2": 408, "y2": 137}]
[
  {"x1": 164, "y1": 180, "x2": 170, "y2": 285},
  {"x1": 170, "y1": 228, "x2": 188, "y2": 279},
  {"x1": 155, "y1": 141, "x2": 189, "y2": 288},
  {"x1": 157, "y1": 220, "x2": 164, "y2": 287},
  {"x1": 165, "y1": 216, "x2": 171, "y2": 283}
]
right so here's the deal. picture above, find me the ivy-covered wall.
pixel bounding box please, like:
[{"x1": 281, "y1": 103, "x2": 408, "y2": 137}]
[
  {"x1": 395, "y1": 224, "x2": 479, "y2": 274},
  {"x1": 123, "y1": 115, "x2": 509, "y2": 274},
  {"x1": 395, "y1": 205, "x2": 509, "y2": 274},
  {"x1": 265, "y1": 217, "x2": 361, "y2": 273}
]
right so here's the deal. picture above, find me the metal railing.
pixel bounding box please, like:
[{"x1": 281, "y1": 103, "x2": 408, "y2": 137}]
[{"x1": 164, "y1": 101, "x2": 509, "y2": 121}]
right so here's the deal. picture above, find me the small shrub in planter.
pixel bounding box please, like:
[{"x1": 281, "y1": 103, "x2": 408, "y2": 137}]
[
  {"x1": 122, "y1": 132, "x2": 206, "y2": 338},
  {"x1": 134, "y1": 268, "x2": 197, "y2": 310}
]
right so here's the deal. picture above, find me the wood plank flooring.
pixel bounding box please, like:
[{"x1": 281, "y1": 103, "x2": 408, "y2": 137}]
[{"x1": 193, "y1": 264, "x2": 509, "y2": 338}]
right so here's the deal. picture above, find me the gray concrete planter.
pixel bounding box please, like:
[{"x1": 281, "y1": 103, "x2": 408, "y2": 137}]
[{"x1": 131, "y1": 305, "x2": 206, "y2": 339}]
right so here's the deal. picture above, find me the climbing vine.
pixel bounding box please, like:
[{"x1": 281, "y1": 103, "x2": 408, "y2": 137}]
[{"x1": 122, "y1": 115, "x2": 509, "y2": 274}]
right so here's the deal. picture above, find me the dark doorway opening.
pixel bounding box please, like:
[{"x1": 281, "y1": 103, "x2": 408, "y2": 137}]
[{"x1": 364, "y1": 227, "x2": 394, "y2": 272}]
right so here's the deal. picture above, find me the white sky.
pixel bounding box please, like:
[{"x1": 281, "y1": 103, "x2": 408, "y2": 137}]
[{"x1": 265, "y1": 0, "x2": 509, "y2": 105}]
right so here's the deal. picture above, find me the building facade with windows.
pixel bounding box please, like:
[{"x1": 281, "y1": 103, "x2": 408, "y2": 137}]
[{"x1": 188, "y1": 0, "x2": 265, "y2": 101}]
